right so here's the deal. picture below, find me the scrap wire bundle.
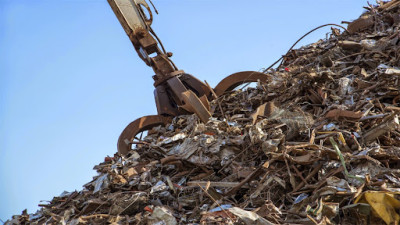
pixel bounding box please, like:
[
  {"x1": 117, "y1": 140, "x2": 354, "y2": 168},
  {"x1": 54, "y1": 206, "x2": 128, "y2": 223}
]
[{"x1": 6, "y1": 0, "x2": 400, "y2": 224}]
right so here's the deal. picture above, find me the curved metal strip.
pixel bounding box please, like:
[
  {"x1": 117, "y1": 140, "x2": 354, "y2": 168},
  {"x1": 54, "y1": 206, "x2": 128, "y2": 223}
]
[
  {"x1": 117, "y1": 115, "x2": 171, "y2": 155},
  {"x1": 214, "y1": 71, "x2": 270, "y2": 96}
]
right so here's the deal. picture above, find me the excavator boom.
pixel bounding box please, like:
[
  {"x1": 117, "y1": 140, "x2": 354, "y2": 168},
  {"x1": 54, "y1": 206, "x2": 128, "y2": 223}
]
[{"x1": 108, "y1": 0, "x2": 176, "y2": 78}]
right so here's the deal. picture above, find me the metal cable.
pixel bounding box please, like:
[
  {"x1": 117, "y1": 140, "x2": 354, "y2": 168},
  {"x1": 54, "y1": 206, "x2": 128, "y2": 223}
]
[{"x1": 276, "y1": 23, "x2": 349, "y2": 69}]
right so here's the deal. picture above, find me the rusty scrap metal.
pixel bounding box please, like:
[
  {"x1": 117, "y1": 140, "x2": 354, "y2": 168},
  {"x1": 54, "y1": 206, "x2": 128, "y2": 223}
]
[{"x1": 8, "y1": 1, "x2": 400, "y2": 224}]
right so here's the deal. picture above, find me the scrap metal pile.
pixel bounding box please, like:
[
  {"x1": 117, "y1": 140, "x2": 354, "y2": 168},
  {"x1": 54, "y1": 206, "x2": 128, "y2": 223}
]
[{"x1": 6, "y1": 1, "x2": 400, "y2": 224}]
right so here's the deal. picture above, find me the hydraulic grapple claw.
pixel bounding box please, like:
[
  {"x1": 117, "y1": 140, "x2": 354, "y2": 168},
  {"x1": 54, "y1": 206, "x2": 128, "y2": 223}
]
[{"x1": 109, "y1": 1, "x2": 270, "y2": 155}]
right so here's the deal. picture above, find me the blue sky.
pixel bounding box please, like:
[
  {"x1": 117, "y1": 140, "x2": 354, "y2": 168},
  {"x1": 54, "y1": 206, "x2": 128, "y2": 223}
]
[{"x1": 1, "y1": 0, "x2": 367, "y2": 221}]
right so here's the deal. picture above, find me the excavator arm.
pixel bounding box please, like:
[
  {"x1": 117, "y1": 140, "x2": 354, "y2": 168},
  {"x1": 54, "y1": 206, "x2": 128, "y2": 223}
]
[
  {"x1": 108, "y1": 0, "x2": 176, "y2": 78},
  {"x1": 108, "y1": 0, "x2": 269, "y2": 155}
]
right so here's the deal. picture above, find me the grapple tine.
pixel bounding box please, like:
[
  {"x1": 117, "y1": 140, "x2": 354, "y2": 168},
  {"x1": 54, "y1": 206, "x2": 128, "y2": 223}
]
[
  {"x1": 199, "y1": 95, "x2": 210, "y2": 111},
  {"x1": 117, "y1": 115, "x2": 171, "y2": 155},
  {"x1": 214, "y1": 71, "x2": 270, "y2": 96},
  {"x1": 181, "y1": 90, "x2": 211, "y2": 123}
]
